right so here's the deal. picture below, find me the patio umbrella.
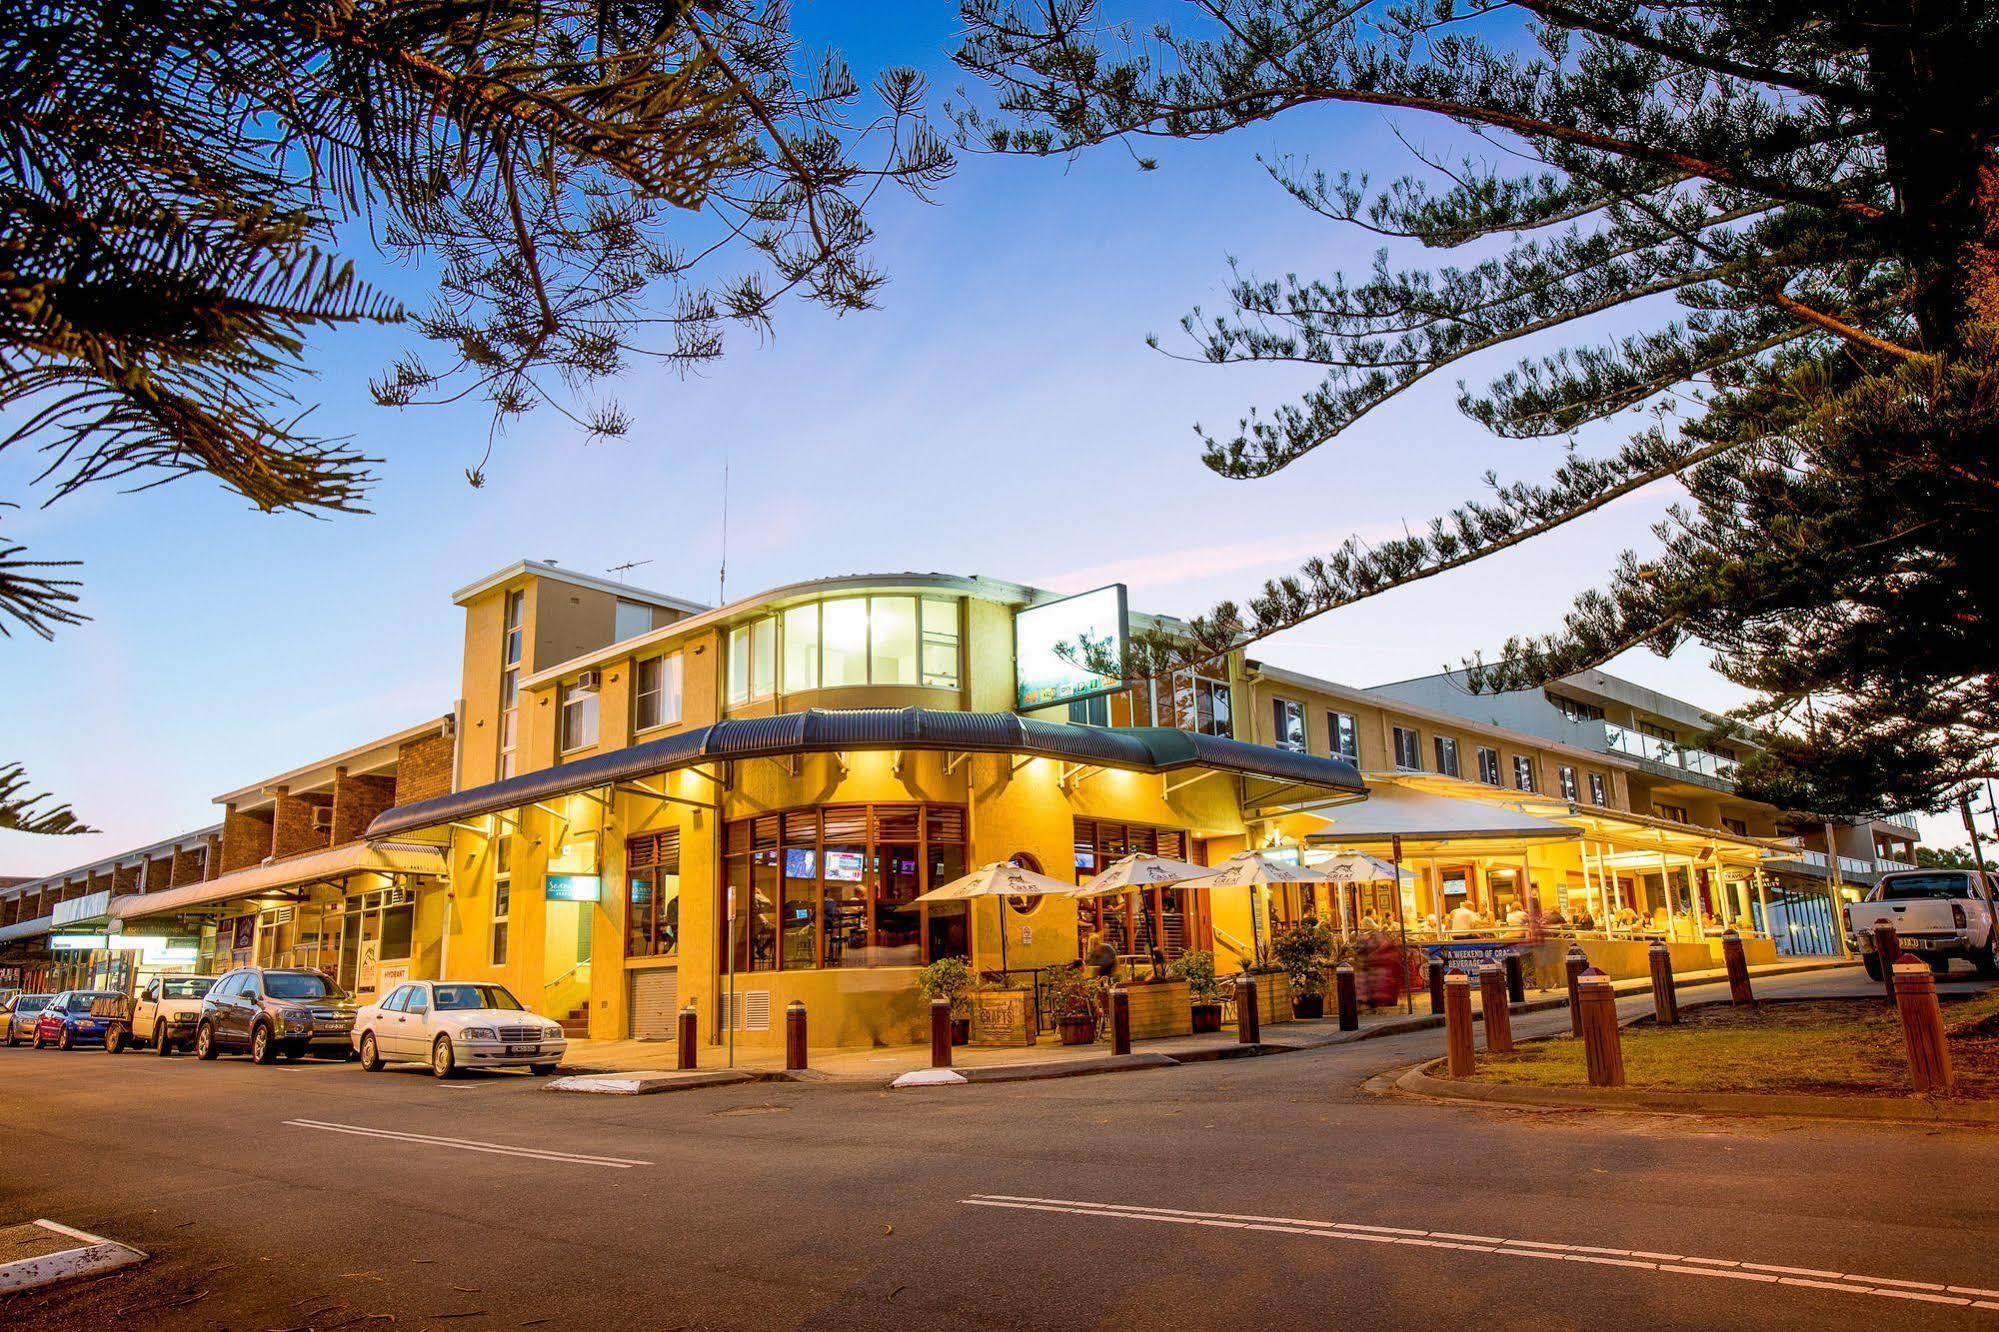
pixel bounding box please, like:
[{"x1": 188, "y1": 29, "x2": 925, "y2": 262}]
[
  {"x1": 1074, "y1": 852, "x2": 1212, "y2": 969},
  {"x1": 1178, "y1": 852, "x2": 1342, "y2": 966},
  {"x1": 1308, "y1": 848, "x2": 1416, "y2": 940},
  {"x1": 910, "y1": 860, "x2": 1079, "y2": 974}
]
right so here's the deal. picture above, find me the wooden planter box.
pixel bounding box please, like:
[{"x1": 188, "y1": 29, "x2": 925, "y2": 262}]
[
  {"x1": 1250, "y1": 972, "x2": 1294, "y2": 1025},
  {"x1": 1121, "y1": 980, "x2": 1195, "y2": 1040}
]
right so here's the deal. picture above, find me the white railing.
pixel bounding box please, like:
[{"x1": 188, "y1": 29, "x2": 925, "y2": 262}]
[
  {"x1": 1602, "y1": 723, "x2": 1739, "y2": 782},
  {"x1": 1883, "y1": 812, "x2": 1920, "y2": 832},
  {"x1": 1875, "y1": 857, "x2": 1916, "y2": 873}
]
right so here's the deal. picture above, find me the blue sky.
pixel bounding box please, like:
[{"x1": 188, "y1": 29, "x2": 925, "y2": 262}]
[{"x1": 0, "y1": 4, "x2": 1968, "y2": 874}]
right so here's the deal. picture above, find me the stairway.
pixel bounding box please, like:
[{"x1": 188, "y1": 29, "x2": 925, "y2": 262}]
[{"x1": 558, "y1": 1007, "x2": 590, "y2": 1039}]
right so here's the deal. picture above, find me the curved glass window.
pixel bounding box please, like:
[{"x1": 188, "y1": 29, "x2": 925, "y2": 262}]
[{"x1": 730, "y1": 596, "x2": 960, "y2": 704}]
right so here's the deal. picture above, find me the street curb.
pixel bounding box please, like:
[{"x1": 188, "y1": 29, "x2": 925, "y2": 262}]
[
  {"x1": 0, "y1": 1220, "x2": 146, "y2": 1294},
  {"x1": 1393, "y1": 1059, "x2": 1999, "y2": 1126},
  {"x1": 958, "y1": 1052, "x2": 1180, "y2": 1083},
  {"x1": 546, "y1": 1070, "x2": 756, "y2": 1095}
]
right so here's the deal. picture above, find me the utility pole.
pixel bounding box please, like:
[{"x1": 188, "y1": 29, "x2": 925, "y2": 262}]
[{"x1": 1962, "y1": 793, "x2": 1994, "y2": 887}]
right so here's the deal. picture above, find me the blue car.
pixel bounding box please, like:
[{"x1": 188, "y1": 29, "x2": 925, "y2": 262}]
[{"x1": 32, "y1": 990, "x2": 124, "y2": 1049}]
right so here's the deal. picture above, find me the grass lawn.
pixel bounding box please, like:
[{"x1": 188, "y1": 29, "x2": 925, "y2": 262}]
[{"x1": 1468, "y1": 992, "x2": 1999, "y2": 1098}]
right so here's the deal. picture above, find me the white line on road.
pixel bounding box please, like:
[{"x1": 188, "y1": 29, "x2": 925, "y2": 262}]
[
  {"x1": 284, "y1": 1119, "x2": 651, "y2": 1168},
  {"x1": 960, "y1": 1195, "x2": 1999, "y2": 1313}
]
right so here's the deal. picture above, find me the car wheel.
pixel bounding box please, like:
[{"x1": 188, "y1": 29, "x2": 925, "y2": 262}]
[
  {"x1": 250, "y1": 1023, "x2": 275, "y2": 1065},
  {"x1": 431, "y1": 1034, "x2": 456, "y2": 1079},
  {"x1": 4, "y1": 1025, "x2": 16, "y2": 1048},
  {"x1": 105, "y1": 1023, "x2": 126, "y2": 1054},
  {"x1": 31, "y1": 1027, "x2": 45, "y2": 1049},
  {"x1": 196, "y1": 1021, "x2": 218, "y2": 1060},
  {"x1": 1863, "y1": 953, "x2": 1883, "y2": 981},
  {"x1": 531, "y1": 1063, "x2": 559, "y2": 1077},
  {"x1": 155, "y1": 1030, "x2": 176, "y2": 1056},
  {"x1": 57, "y1": 1026, "x2": 73, "y2": 1051},
  {"x1": 358, "y1": 1032, "x2": 383, "y2": 1072},
  {"x1": 1976, "y1": 933, "x2": 1999, "y2": 978}
]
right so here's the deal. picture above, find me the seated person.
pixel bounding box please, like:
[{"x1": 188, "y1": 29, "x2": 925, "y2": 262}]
[
  {"x1": 1446, "y1": 901, "x2": 1482, "y2": 934},
  {"x1": 1505, "y1": 906, "x2": 1528, "y2": 927}
]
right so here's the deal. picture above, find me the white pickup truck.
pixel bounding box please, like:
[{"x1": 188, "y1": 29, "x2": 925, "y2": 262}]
[
  {"x1": 104, "y1": 975, "x2": 218, "y2": 1054},
  {"x1": 1846, "y1": 869, "x2": 1999, "y2": 980}
]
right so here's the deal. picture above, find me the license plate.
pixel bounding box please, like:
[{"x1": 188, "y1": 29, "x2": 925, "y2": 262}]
[{"x1": 505, "y1": 1043, "x2": 536, "y2": 1056}]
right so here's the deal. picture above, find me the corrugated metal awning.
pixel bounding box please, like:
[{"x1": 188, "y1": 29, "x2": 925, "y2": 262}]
[
  {"x1": 110, "y1": 842, "x2": 447, "y2": 921},
  {"x1": 367, "y1": 707, "x2": 1367, "y2": 840}
]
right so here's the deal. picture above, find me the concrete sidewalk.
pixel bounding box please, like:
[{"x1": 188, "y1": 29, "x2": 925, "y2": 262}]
[{"x1": 557, "y1": 957, "x2": 1857, "y2": 1087}]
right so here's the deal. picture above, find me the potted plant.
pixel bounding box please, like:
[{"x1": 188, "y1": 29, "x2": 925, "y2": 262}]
[
  {"x1": 1274, "y1": 920, "x2": 1335, "y2": 1019},
  {"x1": 1045, "y1": 967, "x2": 1101, "y2": 1045},
  {"x1": 1169, "y1": 949, "x2": 1226, "y2": 1033},
  {"x1": 917, "y1": 956, "x2": 976, "y2": 1045}
]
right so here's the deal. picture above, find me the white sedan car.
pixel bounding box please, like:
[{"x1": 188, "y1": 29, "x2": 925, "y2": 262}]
[{"x1": 352, "y1": 980, "x2": 566, "y2": 1078}]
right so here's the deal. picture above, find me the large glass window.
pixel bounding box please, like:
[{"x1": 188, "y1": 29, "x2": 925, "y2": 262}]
[
  {"x1": 750, "y1": 617, "x2": 775, "y2": 699},
  {"x1": 921, "y1": 598, "x2": 960, "y2": 688},
  {"x1": 820, "y1": 598, "x2": 868, "y2": 687},
  {"x1": 721, "y1": 805, "x2": 964, "y2": 971},
  {"x1": 633, "y1": 654, "x2": 682, "y2": 732},
  {"x1": 870, "y1": 597, "x2": 918, "y2": 685},
  {"x1": 614, "y1": 599, "x2": 653, "y2": 642},
  {"x1": 727, "y1": 623, "x2": 755, "y2": 704},
  {"x1": 782, "y1": 604, "x2": 820, "y2": 692},
  {"x1": 738, "y1": 596, "x2": 961, "y2": 701},
  {"x1": 626, "y1": 830, "x2": 681, "y2": 959}
]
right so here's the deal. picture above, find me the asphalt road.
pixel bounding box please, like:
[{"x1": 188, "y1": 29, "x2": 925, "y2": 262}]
[{"x1": 3, "y1": 968, "x2": 1996, "y2": 1331}]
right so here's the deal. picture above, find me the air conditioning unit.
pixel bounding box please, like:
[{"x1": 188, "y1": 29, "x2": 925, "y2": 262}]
[{"x1": 574, "y1": 669, "x2": 600, "y2": 692}]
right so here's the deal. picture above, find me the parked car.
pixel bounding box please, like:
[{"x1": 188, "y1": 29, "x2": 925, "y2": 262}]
[
  {"x1": 105, "y1": 975, "x2": 218, "y2": 1055},
  {"x1": 1847, "y1": 868, "x2": 1999, "y2": 979},
  {"x1": 3, "y1": 993, "x2": 52, "y2": 1046},
  {"x1": 32, "y1": 990, "x2": 125, "y2": 1049},
  {"x1": 195, "y1": 967, "x2": 356, "y2": 1063},
  {"x1": 353, "y1": 980, "x2": 566, "y2": 1078}
]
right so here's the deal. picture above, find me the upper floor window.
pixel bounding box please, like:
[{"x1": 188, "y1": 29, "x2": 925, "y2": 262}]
[
  {"x1": 1588, "y1": 772, "x2": 1608, "y2": 806},
  {"x1": 1179, "y1": 674, "x2": 1232, "y2": 737},
  {"x1": 1273, "y1": 699, "x2": 1307, "y2": 753},
  {"x1": 1433, "y1": 736, "x2": 1460, "y2": 778},
  {"x1": 1328, "y1": 711, "x2": 1358, "y2": 762},
  {"x1": 1477, "y1": 746, "x2": 1501, "y2": 786},
  {"x1": 1638, "y1": 719, "x2": 1677, "y2": 743},
  {"x1": 614, "y1": 599, "x2": 654, "y2": 642},
  {"x1": 503, "y1": 589, "x2": 524, "y2": 667},
  {"x1": 1549, "y1": 694, "x2": 1604, "y2": 723},
  {"x1": 1512, "y1": 755, "x2": 1537, "y2": 792},
  {"x1": 1392, "y1": 726, "x2": 1422, "y2": 770},
  {"x1": 1069, "y1": 694, "x2": 1112, "y2": 727},
  {"x1": 500, "y1": 589, "x2": 524, "y2": 778},
  {"x1": 634, "y1": 654, "x2": 683, "y2": 732},
  {"x1": 1559, "y1": 765, "x2": 1579, "y2": 801},
  {"x1": 560, "y1": 680, "x2": 599, "y2": 752},
  {"x1": 759, "y1": 596, "x2": 961, "y2": 699},
  {"x1": 1723, "y1": 816, "x2": 1749, "y2": 837},
  {"x1": 1655, "y1": 803, "x2": 1690, "y2": 824},
  {"x1": 727, "y1": 616, "x2": 778, "y2": 704}
]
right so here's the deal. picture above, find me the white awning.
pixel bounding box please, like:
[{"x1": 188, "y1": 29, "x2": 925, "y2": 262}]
[
  {"x1": 110, "y1": 842, "x2": 447, "y2": 921},
  {"x1": 1292, "y1": 787, "x2": 1581, "y2": 844},
  {"x1": 0, "y1": 914, "x2": 54, "y2": 944}
]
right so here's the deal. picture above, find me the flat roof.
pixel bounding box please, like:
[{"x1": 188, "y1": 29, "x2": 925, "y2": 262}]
[
  {"x1": 451, "y1": 559, "x2": 711, "y2": 615},
  {"x1": 211, "y1": 717, "x2": 451, "y2": 808},
  {"x1": 0, "y1": 824, "x2": 222, "y2": 901}
]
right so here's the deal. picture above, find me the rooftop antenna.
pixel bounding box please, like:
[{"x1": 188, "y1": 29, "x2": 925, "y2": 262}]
[
  {"x1": 607, "y1": 559, "x2": 652, "y2": 584},
  {"x1": 718, "y1": 449, "x2": 730, "y2": 604}
]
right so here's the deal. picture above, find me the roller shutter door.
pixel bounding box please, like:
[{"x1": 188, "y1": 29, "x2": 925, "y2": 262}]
[{"x1": 628, "y1": 968, "x2": 679, "y2": 1039}]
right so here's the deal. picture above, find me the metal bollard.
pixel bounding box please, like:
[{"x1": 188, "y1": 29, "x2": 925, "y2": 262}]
[
  {"x1": 1110, "y1": 986, "x2": 1132, "y2": 1055},
  {"x1": 1577, "y1": 968, "x2": 1625, "y2": 1088},
  {"x1": 1722, "y1": 929, "x2": 1754, "y2": 1006},
  {"x1": 784, "y1": 1000, "x2": 808, "y2": 1071},
  {"x1": 1443, "y1": 970, "x2": 1475, "y2": 1077},
  {"x1": 677, "y1": 1004, "x2": 698, "y2": 1070},
  {"x1": 1647, "y1": 942, "x2": 1679, "y2": 1026},
  {"x1": 1335, "y1": 962, "x2": 1359, "y2": 1032},
  {"x1": 1503, "y1": 951, "x2": 1526, "y2": 1004},
  {"x1": 930, "y1": 998, "x2": 953, "y2": 1069},
  {"x1": 1235, "y1": 974, "x2": 1261, "y2": 1046},
  {"x1": 1479, "y1": 963, "x2": 1513, "y2": 1054},
  {"x1": 1564, "y1": 945, "x2": 1589, "y2": 1037},
  {"x1": 1892, "y1": 958, "x2": 1954, "y2": 1094},
  {"x1": 1428, "y1": 958, "x2": 1447, "y2": 1015},
  {"x1": 1873, "y1": 924, "x2": 1902, "y2": 1000}
]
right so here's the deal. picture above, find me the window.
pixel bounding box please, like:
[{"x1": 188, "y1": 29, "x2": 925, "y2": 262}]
[
  {"x1": 633, "y1": 654, "x2": 683, "y2": 732},
  {"x1": 920, "y1": 599, "x2": 960, "y2": 688},
  {"x1": 726, "y1": 616, "x2": 779, "y2": 704},
  {"x1": 435, "y1": 984, "x2": 523, "y2": 1011},
  {"x1": 1328, "y1": 711, "x2": 1358, "y2": 761},
  {"x1": 1392, "y1": 726, "x2": 1422, "y2": 770},
  {"x1": 379, "y1": 986, "x2": 408, "y2": 1014},
  {"x1": 1723, "y1": 817, "x2": 1749, "y2": 837},
  {"x1": 614, "y1": 599, "x2": 653, "y2": 642},
  {"x1": 1433, "y1": 736, "x2": 1460, "y2": 777},
  {"x1": 1638, "y1": 719, "x2": 1677, "y2": 742},
  {"x1": 500, "y1": 589, "x2": 523, "y2": 778},
  {"x1": 1477, "y1": 747, "x2": 1501, "y2": 786},
  {"x1": 1559, "y1": 765, "x2": 1579, "y2": 801},
  {"x1": 821, "y1": 600, "x2": 867, "y2": 687},
  {"x1": 1171, "y1": 674, "x2": 1233, "y2": 736},
  {"x1": 721, "y1": 805, "x2": 966, "y2": 972},
  {"x1": 1068, "y1": 693, "x2": 1111, "y2": 727},
  {"x1": 1273, "y1": 699, "x2": 1307, "y2": 753},
  {"x1": 559, "y1": 680, "x2": 599, "y2": 752},
  {"x1": 1549, "y1": 694, "x2": 1605, "y2": 723},
  {"x1": 1512, "y1": 755, "x2": 1537, "y2": 792},
  {"x1": 1073, "y1": 819, "x2": 1196, "y2": 958},
  {"x1": 783, "y1": 604, "x2": 820, "y2": 692},
  {"x1": 1588, "y1": 772, "x2": 1608, "y2": 806},
  {"x1": 870, "y1": 596, "x2": 918, "y2": 685},
  {"x1": 491, "y1": 838, "x2": 511, "y2": 967},
  {"x1": 761, "y1": 595, "x2": 958, "y2": 698},
  {"x1": 404, "y1": 985, "x2": 429, "y2": 1016},
  {"x1": 627, "y1": 829, "x2": 681, "y2": 959},
  {"x1": 1654, "y1": 803, "x2": 1690, "y2": 824}
]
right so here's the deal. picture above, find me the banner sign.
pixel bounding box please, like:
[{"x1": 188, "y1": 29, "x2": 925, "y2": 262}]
[{"x1": 1014, "y1": 585, "x2": 1129, "y2": 710}]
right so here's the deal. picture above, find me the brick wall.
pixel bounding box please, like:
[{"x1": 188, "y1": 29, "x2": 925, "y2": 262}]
[
  {"x1": 112, "y1": 863, "x2": 140, "y2": 898},
  {"x1": 394, "y1": 730, "x2": 455, "y2": 805},
  {"x1": 203, "y1": 834, "x2": 221, "y2": 881},
  {"x1": 144, "y1": 855, "x2": 174, "y2": 893},
  {"x1": 220, "y1": 805, "x2": 275, "y2": 873},
  {"x1": 332, "y1": 771, "x2": 397, "y2": 844},
  {"x1": 171, "y1": 845, "x2": 206, "y2": 887},
  {"x1": 272, "y1": 788, "x2": 332, "y2": 860}
]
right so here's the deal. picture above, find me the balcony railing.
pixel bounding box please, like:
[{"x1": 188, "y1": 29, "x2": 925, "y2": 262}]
[
  {"x1": 1602, "y1": 722, "x2": 1739, "y2": 782},
  {"x1": 1875, "y1": 857, "x2": 1917, "y2": 873},
  {"x1": 1882, "y1": 812, "x2": 1920, "y2": 832},
  {"x1": 1777, "y1": 849, "x2": 1877, "y2": 877}
]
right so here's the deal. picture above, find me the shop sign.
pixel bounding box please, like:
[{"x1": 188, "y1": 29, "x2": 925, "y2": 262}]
[
  {"x1": 968, "y1": 988, "x2": 1034, "y2": 1047},
  {"x1": 231, "y1": 916, "x2": 255, "y2": 950},
  {"x1": 1014, "y1": 584, "x2": 1128, "y2": 710},
  {"x1": 1424, "y1": 941, "x2": 1527, "y2": 973},
  {"x1": 376, "y1": 963, "x2": 409, "y2": 991},
  {"x1": 546, "y1": 874, "x2": 602, "y2": 903},
  {"x1": 52, "y1": 890, "x2": 111, "y2": 927}
]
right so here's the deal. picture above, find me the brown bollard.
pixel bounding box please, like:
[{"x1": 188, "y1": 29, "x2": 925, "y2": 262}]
[
  {"x1": 1503, "y1": 952, "x2": 1526, "y2": 1004},
  {"x1": 1110, "y1": 986, "x2": 1132, "y2": 1055},
  {"x1": 1647, "y1": 942, "x2": 1679, "y2": 1026},
  {"x1": 1479, "y1": 964, "x2": 1513, "y2": 1054},
  {"x1": 1722, "y1": 929, "x2": 1754, "y2": 1006},
  {"x1": 676, "y1": 1004, "x2": 698, "y2": 1070},
  {"x1": 930, "y1": 998, "x2": 953, "y2": 1069},
  {"x1": 1873, "y1": 924, "x2": 1902, "y2": 1000},
  {"x1": 784, "y1": 1000, "x2": 808, "y2": 1071},
  {"x1": 1235, "y1": 974, "x2": 1261, "y2": 1046},
  {"x1": 1577, "y1": 968, "x2": 1625, "y2": 1088},
  {"x1": 1428, "y1": 958, "x2": 1447, "y2": 1015},
  {"x1": 1891, "y1": 958, "x2": 1954, "y2": 1095},
  {"x1": 1443, "y1": 970, "x2": 1475, "y2": 1077},
  {"x1": 1335, "y1": 962, "x2": 1359, "y2": 1032},
  {"x1": 1564, "y1": 945, "x2": 1589, "y2": 1037}
]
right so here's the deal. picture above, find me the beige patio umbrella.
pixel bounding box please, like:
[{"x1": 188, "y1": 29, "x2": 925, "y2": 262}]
[
  {"x1": 910, "y1": 860, "x2": 1080, "y2": 974},
  {"x1": 1074, "y1": 851, "x2": 1213, "y2": 968},
  {"x1": 1177, "y1": 851, "x2": 1342, "y2": 965}
]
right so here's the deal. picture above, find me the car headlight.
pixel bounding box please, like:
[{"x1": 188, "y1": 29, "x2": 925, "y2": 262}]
[
  {"x1": 463, "y1": 1026, "x2": 497, "y2": 1041},
  {"x1": 543, "y1": 1025, "x2": 564, "y2": 1041}
]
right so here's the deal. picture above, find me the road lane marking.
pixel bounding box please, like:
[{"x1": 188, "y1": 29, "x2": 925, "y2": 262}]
[
  {"x1": 960, "y1": 1195, "x2": 1990, "y2": 1313},
  {"x1": 284, "y1": 1119, "x2": 650, "y2": 1168}
]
